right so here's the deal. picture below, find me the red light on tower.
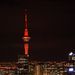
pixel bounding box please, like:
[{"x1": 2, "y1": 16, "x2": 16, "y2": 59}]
[
  {"x1": 24, "y1": 44, "x2": 28, "y2": 55},
  {"x1": 23, "y1": 10, "x2": 31, "y2": 57}
]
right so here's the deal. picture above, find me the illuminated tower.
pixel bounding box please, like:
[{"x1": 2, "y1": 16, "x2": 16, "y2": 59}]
[
  {"x1": 17, "y1": 10, "x2": 31, "y2": 75},
  {"x1": 23, "y1": 10, "x2": 31, "y2": 57}
]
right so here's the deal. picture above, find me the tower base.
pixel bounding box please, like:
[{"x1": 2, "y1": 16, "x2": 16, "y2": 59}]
[{"x1": 17, "y1": 55, "x2": 29, "y2": 75}]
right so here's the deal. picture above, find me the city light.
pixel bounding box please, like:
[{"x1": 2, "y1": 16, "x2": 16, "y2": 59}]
[
  {"x1": 69, "y1": 68, "x2": 74, "y2": 72},
  {"x1": 69, "y1": 52, "x2": 73, "y2": 56}
]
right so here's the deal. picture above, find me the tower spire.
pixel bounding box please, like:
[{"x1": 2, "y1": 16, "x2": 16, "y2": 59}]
[
  {"x1": 24, "y1": 9, "x2": 28, "y2": 37},
  {"x1": 25, "y1": 9, "x2": 27, "y2": 29}
]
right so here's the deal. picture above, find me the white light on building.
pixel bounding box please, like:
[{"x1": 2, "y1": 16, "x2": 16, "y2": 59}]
[
  {"x1": 69, "y1": 68, "x2": 74, "y2": 72},
  {"x1": 69, "y1": 52, "x2": 73, "y2": 56}
]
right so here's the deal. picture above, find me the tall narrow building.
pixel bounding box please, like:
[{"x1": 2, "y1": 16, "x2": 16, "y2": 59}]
[
  {"x1": 23, "y1": 10, "x2": 31, "y2": 57},
  {"x1": 17, "y1": 10, "x2": 31, "y2": 75}
]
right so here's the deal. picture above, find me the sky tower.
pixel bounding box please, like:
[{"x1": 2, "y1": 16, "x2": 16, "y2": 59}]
[
  {"x1": 17, "y1": 10, "x2": 31, "y2": 75},
  {"x1": 23, "y1": 10, "x2": 31, "y2": 57}
]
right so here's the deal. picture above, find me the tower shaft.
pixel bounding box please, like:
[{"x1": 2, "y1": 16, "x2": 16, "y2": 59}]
[{"x1": 24, "y1": 43, "x2": 29, "y2": 55}]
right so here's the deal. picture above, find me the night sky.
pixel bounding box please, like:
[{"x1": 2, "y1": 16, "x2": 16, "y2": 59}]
[{"x1": 0, "y1": 1, "x2": 75, "y2": 61}]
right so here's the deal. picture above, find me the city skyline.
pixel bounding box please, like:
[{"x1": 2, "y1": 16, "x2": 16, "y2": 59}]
[{"x1": 0, "y1": 1, "x2": 75, "y2": 61}]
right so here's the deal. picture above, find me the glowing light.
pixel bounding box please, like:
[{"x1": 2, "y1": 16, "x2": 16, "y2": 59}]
[
  {"x1": 69, "y1": 68, "x2": 74, "y2": 72},
  {"x1": 69, "y1": 52, "x2": 73, "y2": 56},
  {"x1": 23, "y1": 37, "x2": 30, "y2": 42},
  {"x1": 24, "y1": 29, "x2": 28, "y2": 37},
  {"x1": 24, "y1": 43, "x2": 28, "y2": 55}
]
